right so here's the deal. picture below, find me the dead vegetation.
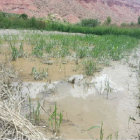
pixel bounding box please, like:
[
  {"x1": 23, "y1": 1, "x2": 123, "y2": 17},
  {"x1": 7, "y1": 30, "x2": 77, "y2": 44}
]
[{"x1": 0, "y1": 63, "x2": 47, "y2": 140}]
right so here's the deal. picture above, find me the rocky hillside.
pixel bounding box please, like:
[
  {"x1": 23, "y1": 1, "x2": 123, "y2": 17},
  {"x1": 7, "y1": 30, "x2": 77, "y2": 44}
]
[{"x1": 0, "y1": 0, "x2": 140, "y2": 24}]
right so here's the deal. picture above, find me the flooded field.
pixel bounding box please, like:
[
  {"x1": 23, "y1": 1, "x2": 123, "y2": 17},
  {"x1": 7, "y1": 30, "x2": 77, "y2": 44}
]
[
  {"x1": 0, "y1": 30, "x2": 140, "y2": 140},
  {"x1": 19, "y1": 60, "x2": 139, "y2": 140}
]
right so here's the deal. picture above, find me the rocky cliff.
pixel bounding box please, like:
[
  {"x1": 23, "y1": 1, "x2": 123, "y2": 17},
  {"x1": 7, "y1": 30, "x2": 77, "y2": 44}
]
[{"x1": 0, "y1": 0, "x2": 140, "y2": 23}]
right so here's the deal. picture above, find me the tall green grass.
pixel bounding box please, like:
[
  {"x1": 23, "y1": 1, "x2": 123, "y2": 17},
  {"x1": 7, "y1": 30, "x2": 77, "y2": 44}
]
[
  {"x1": 0, "y1": 12, "x2": 140, "y2": 38},
  {"x1": 0, "y1": 12, "x2": 45, "y2": 29},
  {"x1": 46, "y1": 21, "x2": 140, "y2": 38},
  {"x1": 7, "y1": 33, "x2": 138, "y2": 61}
]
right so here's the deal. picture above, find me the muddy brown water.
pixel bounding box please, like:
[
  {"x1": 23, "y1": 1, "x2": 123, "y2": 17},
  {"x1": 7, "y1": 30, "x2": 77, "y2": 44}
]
[
  {"x1": 20, "y1": 60, "x2": 139, "y2": 140},
  {"x1": 0, "y1": 41, "x2": 82, "y2": 82}
]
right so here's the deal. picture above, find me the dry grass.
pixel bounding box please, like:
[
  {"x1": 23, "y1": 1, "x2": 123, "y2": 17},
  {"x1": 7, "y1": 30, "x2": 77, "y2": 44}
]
[
  {"x1": 0, "y1": 63, "x2": 47, "y2": 140},
  {"x1": 0, "y1": 102, "x2": 46, "y2": 140}
]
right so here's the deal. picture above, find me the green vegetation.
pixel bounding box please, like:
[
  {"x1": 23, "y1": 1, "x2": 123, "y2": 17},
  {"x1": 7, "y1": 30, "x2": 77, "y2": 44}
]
[
  {"x1": 46, "y1": 22, "x2": 140, "y2": 38},
  {"x1": 138, "y1": 16, "x2": 140, "y2": 25},
  {"x1": 87, "y1": 122, "x2": 119, "y2": 140},
  {"x1": 19, "y1": 13, "x2": 28, "y2": 20},
  {"x1": 33, "y1": 100, "x2": 41, "y2": 125},
  {"x1": 83, "y1": 59, "x2": 97, "y2": 76},
  {"x1": 0, "y1": 12, "x2": 140, "y2": 38},
  {"x1": 104, "y1": 16, "x2": 112, "y2": 25},
  {"x1": 10, "y1": 46, "x2": 19, "y2": 61},
  {"x1": 31, "y1": 67, "x2": 48, "y2": 80},
  {"x1": 27, "y1": 34, "x2": 139, "y2": 61},
  {"x1": 28, "y1": 97, "x2": 41, "y2": 125},
  {"x1": 2, "y1": 32, "x2": 138, "y2": 76},
  {"x1": 78, "y1": 18, "x2": 100, "y2": 27},
  {"x1": 27, "y1": 99, "x2": 63, "y2": 134},
  {"x1": 0, "y1": 12, "x2": 45, "y2": 29},
  {"x1": 104, "y1": 78, "x2": 112, "y2": 99},
  {"x1": 48, "y1": 104, "x2": 63, "y2": 134},
  {"x1": 10, "y1": 42, "x2": 24, "y2": 61}
]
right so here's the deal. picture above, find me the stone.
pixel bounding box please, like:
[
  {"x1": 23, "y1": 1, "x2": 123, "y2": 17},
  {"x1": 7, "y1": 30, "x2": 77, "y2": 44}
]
[{"x1": 68, "y1": 75, "x2": 84, "y2": 84}]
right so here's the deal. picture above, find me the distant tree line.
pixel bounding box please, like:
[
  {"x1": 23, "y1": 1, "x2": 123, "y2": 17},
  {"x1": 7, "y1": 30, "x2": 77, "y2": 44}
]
[
  {"x1": 0, "y1": 12, "x2": 45, "y2": 29},
  {"x1": 0, "y1": 12, "x2": 140, "y2": 38}
]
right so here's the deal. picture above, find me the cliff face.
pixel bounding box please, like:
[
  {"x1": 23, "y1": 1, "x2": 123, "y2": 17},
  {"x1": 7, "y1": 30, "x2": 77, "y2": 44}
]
[
  {"x1": 0, "y1": 0, "x2": 140, "y2": 24},
  {"x1": 0, "y1": 0, "x2": 37, "y2": 15}
]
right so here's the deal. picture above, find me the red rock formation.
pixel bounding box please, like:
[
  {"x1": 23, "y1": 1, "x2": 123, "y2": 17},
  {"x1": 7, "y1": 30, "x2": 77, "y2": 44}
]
[
  {"x1": 0, "y1": 0, "x2": 140, "y2": 24},
  {"x1": 0, "y1": 0, "x2": 37, "y2": 16}
]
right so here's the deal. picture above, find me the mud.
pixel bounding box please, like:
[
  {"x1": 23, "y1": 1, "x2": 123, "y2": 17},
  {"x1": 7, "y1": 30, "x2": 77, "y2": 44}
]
[
  {"x1": 0, "y1": 30, "x2": 139, "y2": 140},
  {"x1": 20, "y1": 55, "x2": 140, "y2": 139}
]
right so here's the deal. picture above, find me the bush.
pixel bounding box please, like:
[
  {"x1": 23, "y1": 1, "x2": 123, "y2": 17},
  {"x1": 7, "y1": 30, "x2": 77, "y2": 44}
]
[
  {"x1": 0, "y1": 12, "x2": 139, "y2": 38},
  {"x1": 138, "y1": 16, "x2": 140, "y2": 25},
  {"x1": 104, "y1": 16, "x2": 111, "y2": 25},
  {"x1": 19, "y1": 14, "x2": 28, "y2": 20},
  {"x1": 0, "y1": 12, "x2": 46, "y2": 29},
  {"x1": 84, "y1": 59, "x2": 97, "y2": 76},
  {"x1": 80, "y1": 19, "x2": 100, "y2": 27},
  {"x1": 130, "y1": 22, "x2": 135, "y2": 26}
]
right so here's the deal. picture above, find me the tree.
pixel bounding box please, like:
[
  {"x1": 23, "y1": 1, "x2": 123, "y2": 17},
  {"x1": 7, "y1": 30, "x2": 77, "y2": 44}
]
[
  {"x1": 80, "y1": 19, "x2": 100, "y2": 27},
  {"x1": 138, "y1": 16, "x2": 140, "y2": 24},
  {"x1": 19, "y1": 14, "x2": 28, "y2": 20},
  {"x1": 104, "y1": 16, "x2": 111, "y2": 25}
]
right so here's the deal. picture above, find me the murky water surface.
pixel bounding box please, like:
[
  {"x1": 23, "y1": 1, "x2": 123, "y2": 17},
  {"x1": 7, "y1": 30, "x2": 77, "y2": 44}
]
[{"x1": 20, "y1": 61, "x2": 138, "y2": 139}]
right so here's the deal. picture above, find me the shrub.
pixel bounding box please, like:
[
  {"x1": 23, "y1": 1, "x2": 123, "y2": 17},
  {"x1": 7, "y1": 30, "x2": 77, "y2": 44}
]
[
  {"x1": 130, "y1": 22, "x2": 135, "y2": 26},
  {"x1": 80, "y1": 19, "x2": 100, "y2": 27},
  {"x1": 121, "y1": 23, "x2": 128, "y2": 27},
  {"x1": 104, "y1": 16, "x2": 111, "y2": 25},
  {"x1": 138, "y1": 16, "x2": 140, "y2": 25},
  {"x1": 19, "y1": 14, "x2": 28, "y2": 20}
]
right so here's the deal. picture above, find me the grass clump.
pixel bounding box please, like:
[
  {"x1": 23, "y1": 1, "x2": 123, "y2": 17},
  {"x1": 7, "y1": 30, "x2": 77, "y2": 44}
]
[
  {"x1": 10, "y1": 42, "x2": 24, "y2": 61},
  {"x1": 79, "y1": 19, "x2": 100, "y2": 27},
  {"x1": 87, "y1": 122, "x2": 119, "y2": 140},
  {"x1": 32, "y1": 39, "x2": 46, "y2": 57},
  {"x1": 11, "y1": 46, "x2": 19, "y2": 61},
  {"x1": 32, "y1": 45, "x2": 43, "y2": 57},
  {"x1": 31, "y1": 67, "x2": 48, "y2": 80},
  {"x1": 76, "y1": 46, "x2": 89, "y2": 58},
  {"x1": 83, "y1": 59, "x2": 97, "y2": 76},
  {"x1": 28, "y1": 97, "x2": 41, "y2": 125},
  {"x1": 48, "y1": 104, "x2": 63, "y2": 134}
]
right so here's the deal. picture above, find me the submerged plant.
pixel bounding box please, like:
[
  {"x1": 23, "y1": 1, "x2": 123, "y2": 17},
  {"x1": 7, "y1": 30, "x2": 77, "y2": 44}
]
[
  {"x1": 104, "y1": 78, "x2": 112, "y2": 99},
  {"x1": 87, "y1": 122, "x2": 119, "y2": 140},
  {"x1": 28, "y1": 97, "x2": 41, "y2": 125},
  {"x1": 100, "y1": 122, "x2": 104, "y2": 140},
  {"x1": 31, "y1": 67, "x2": 48, "y2": 80},
  {"x1": 33, "y1": 100, "x2": 41, "y2": 125}
]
